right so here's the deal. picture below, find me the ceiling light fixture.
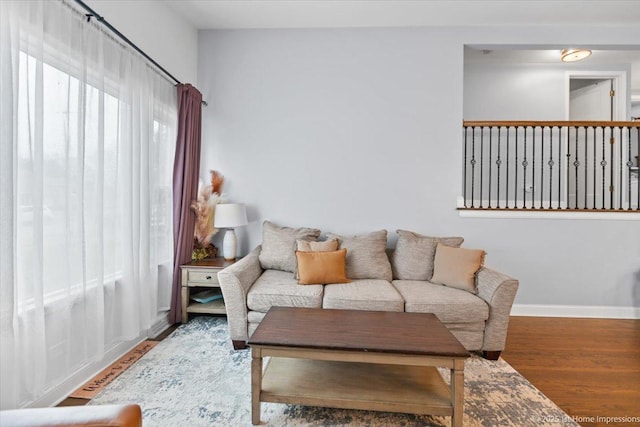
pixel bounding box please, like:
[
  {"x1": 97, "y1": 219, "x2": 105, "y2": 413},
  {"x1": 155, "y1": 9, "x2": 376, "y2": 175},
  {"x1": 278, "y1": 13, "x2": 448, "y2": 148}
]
[{"x1": 561, "y1": 48, "x2": 592, "y2": 62}]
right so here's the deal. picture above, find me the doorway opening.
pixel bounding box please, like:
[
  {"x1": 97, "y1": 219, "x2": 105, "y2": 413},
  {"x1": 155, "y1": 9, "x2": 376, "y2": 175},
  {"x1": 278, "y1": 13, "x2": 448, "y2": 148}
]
[{"x1": 566, "y1": 72, "x2": 633, "y2": 209}]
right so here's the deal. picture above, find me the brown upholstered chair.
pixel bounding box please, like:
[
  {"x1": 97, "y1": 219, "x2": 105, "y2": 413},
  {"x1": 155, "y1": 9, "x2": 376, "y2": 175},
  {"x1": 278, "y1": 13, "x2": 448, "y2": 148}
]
[{"x1": 0, "y1": 403, "x2": 142, "y2": 427}]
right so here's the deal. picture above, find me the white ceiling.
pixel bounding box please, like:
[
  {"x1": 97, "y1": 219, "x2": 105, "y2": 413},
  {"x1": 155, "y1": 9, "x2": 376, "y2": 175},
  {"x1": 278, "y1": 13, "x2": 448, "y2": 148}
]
[{"x1": 163, "y1": 0, "x2": 640, "y2": 30}]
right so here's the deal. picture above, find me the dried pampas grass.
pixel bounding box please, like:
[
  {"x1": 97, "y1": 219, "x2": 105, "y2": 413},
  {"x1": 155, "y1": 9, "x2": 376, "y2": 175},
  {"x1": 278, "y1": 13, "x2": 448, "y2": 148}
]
[
  {"x1": 211, "y1": 170, "x2": 224, "y2": 196},
  {"x1": 191, "y1": 170, "x2": 225, "y2": 248},
  {"x1": 191, "y1": 190, "x2": 220, "y2": 247}
]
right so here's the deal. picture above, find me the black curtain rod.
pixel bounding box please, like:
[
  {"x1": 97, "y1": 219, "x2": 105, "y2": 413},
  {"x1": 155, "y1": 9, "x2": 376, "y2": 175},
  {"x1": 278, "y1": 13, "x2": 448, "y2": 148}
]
[{"x1": 72, "y1": 0, "x2": 208, "y2": 106}]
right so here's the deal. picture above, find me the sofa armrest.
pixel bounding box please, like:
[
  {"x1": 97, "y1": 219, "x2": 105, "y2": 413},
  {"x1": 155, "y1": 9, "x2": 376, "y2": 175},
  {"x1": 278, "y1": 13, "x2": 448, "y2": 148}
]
[
  {"x1": 218, "y1": 246, "x2": 263, "y2": 344},
  {"x1": 476, "y1": 267, "x2": 519, "y2": 352}
]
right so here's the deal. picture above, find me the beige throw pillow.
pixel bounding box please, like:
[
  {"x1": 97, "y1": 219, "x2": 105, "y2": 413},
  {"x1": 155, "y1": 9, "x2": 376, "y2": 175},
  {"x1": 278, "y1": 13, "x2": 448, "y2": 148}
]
[
  {"x1": 391, "y1": 230, "x2": 464, "y2": 281},
  {"x1": 326, "y1": 230, "x2": 392, "y2": 281},
  {"x1": 431, "y1": 243, "x2": 485, "y2": 293},
  {"x1": 258, "y1": 221, "x2": 321, "y2": 273},
  {"x1": 296, "y1": 249, "x2": 350, "y2": 285},
  {"x1": 296, "y1": 239, "x2": 339, "y2": 252}
]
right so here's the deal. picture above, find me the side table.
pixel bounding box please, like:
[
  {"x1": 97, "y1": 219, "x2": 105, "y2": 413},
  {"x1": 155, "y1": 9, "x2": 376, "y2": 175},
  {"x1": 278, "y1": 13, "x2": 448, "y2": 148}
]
[{"x1": 180, "y1": 258, "x2": 237, "y2": 323}]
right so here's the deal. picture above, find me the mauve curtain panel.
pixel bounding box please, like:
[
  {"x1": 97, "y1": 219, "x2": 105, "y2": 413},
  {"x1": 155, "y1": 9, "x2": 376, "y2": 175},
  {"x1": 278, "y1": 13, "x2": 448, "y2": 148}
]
[{"x1": 171, "y1": 84, "x2": 203, "y2": 324}]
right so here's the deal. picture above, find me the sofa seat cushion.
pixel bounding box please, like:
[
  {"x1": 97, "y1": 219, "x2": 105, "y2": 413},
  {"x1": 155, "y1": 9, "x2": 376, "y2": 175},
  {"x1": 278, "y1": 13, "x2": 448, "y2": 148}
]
[
  {"x1": 445, "y1": 323, "x2": 485, "y2": 351},
  {"x1": 392, "y1": 280, "x2": 489, "y2": 323},
  {"x1": 248, "y1": 311, "x2": 267, "y2": 323},
  {"x1": 322, "y1": 279, "x2": 404, "y2": 312},
  {"x1": 247, "y1": 269, "x2": 323, "y2": 312}
]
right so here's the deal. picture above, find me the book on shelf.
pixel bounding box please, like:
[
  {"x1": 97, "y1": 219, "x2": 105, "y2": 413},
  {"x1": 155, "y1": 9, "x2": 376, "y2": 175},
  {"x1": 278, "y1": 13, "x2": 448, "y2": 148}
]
[{"x1": 191, "y1": 289, "x2": 223, "y2": 304}]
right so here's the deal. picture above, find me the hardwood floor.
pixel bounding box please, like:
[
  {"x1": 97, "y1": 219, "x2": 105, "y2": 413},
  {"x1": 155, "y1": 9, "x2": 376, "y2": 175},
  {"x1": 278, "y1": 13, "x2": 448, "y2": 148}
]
[
  {"x1": 58, "y1": 316, "x2": 640, "y2": 427},
  {"x1": 502, "y1": 317, "x2": 640, "y2": 427}
]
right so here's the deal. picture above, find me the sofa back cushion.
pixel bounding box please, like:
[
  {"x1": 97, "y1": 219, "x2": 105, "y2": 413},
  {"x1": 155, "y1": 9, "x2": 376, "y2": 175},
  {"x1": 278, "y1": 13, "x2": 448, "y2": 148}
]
[
  {"x1": 327, "y1": 230, "x2": 392, "y2": 281},
  {"x1": 391, "y1": 230, "x2": 464, "y2": 281},
  {"x1": 259, "y1": 221, "x2": 321, "y2": 272}
]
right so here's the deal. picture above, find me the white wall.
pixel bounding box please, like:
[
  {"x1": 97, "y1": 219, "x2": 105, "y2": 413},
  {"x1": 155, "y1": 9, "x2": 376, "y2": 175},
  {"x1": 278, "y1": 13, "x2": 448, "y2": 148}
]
[
  {"x1": 198, "y1": 26, "x2": 640, "y2": 314},
  {"x1": 84, "y1": 0, "x2": 198, "y2": 84},
  {"x1": 464, "y1": 63, "x2": 631, "y2": 120}
]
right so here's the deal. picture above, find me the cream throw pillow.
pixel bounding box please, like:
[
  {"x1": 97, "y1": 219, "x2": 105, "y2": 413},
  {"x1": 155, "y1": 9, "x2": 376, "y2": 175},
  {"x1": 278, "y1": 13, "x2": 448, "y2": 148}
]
[
  {"x1": 431, "y1": 243, "x2": 485, "y2": 293},
  {"x1": 296, "y1": 239, "x2": 339, "y2": 252},
  {"x1": 391, "y1": 230, "x2": 464, "y2": 281},
  {"x1": 258, "y1": 221, "x2": 321, "y2": 273},
  {"x1": 296, "y1": 249, "x2": 350, "y2": 285},
  {"x1": 326, "y1": 230, "x2": 392, "y2": 281}
]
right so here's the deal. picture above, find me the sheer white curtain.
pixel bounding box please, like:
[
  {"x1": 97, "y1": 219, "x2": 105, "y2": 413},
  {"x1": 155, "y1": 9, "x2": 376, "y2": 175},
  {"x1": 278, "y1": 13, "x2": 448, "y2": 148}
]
[{"x1": 0, "y1": 0, "x2": 176, "y2": 408}]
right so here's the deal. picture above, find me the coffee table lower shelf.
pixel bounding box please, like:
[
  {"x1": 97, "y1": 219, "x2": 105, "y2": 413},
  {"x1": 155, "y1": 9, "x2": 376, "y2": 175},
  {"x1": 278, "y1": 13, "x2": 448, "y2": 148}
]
[{"x1": 260, "y1": 357, "x2": 453, "y2": 417}]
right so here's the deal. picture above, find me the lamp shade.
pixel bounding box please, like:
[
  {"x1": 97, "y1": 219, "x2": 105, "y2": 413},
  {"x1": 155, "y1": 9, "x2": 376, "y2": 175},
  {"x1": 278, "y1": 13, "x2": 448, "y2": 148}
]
[{"x1": 214, "y1": 203, "x2": 248, "y2": 228}]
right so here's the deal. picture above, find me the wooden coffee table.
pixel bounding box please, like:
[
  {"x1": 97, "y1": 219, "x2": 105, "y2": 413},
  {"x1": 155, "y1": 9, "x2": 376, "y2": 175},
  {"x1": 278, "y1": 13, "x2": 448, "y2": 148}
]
[{"x1": 248, "y1": 307, "x2": 470, "y2": 426}]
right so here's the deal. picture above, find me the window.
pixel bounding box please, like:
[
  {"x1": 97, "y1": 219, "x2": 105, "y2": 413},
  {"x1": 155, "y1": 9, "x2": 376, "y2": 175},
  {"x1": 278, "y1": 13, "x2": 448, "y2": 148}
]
[{"x1": 15, "y1": 52, "x2": 176, "y2": 303}]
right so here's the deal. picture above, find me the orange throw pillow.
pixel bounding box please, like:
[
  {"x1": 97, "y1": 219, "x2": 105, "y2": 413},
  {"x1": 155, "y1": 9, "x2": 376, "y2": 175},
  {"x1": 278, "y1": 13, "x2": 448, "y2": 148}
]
[{"x1": 295, "y1": 249, "x2": 351, "y2": 285}]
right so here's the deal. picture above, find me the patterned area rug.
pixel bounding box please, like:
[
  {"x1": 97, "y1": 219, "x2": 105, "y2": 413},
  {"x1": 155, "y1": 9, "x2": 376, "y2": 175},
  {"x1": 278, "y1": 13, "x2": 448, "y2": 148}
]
[{"x1": 89, "y1": 317, "x2": 578, "y2": 426}]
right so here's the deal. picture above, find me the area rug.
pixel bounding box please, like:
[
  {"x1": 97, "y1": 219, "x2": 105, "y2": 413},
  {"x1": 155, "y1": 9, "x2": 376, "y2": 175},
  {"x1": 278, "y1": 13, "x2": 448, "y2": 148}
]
[
  {"x1": 88, "y1": 317, "x2": 578, "y2": 426},
  {"x1": 70, "y1": 340, "x2": 158, "y2": 399}
]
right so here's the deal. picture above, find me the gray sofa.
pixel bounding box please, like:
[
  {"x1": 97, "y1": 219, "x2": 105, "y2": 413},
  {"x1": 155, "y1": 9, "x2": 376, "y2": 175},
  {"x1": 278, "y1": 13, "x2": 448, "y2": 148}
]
[{"x1": 218, "y1": 224, "x2": 519, "y2": 360}]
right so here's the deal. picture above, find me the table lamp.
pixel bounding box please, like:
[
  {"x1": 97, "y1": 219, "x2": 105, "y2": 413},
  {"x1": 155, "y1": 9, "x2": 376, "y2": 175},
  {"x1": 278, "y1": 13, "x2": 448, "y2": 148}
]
[{"x1": 214, "y1": 203, "x2": 248, "y2": 261}]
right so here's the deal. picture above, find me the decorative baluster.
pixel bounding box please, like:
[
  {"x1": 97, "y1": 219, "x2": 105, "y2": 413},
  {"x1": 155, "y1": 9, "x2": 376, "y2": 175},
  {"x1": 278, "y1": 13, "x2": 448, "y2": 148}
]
[
  {"x1": 540, "y1": 127, "x2": 545, "y2": 209},
  {"x1": 558, "y1": 126, "x2": 562, "y2": 209},
  {"x1": 610, "y1": 126, "x2": 615, "y2": 209},
  {"x1": 532, "y1": 126, "x2": 536, "y2": 208},
  {"x1": 584, "y1": 127, "x2": 588, "y2": 209},
  {"x1": 636, "y1": 128, "x2": 640, "y2": 211},
  {"x1": 547, "y1": 126, "x2": 560, "y2": 209},
  {"x1": 463, "y1": 126, "x2": 468, "y2": 208},
  {"x1": 592, "y1": 126, "x2": 596, "y2": 209},
  {"x1": 573, "y1": 127, "x2": 579, "y2": 209},
  {"x1": 601, "y1": 127, "x2": 606, "y2": 209},
  {"x1": 488, "y1": 126, "x2": 493, "y2": 208},
  {"x1": 619, "y1": 127, "x2": 623, "y2": 209},
  {"x1": 515, "y1": 126, "x2": 519, "y2": 208},
  {"x1": 506, "y1": 127, "x2": 510, "y2": 209},
  {"x1": 496, "y1": 127, "x2": 502, "y2": 208},
  {"x1": 480, "y1": 127, "x2": 484, "y2": 208},
  {"x1": 523, "y1": 127, "x2": 528, "y2": 208},
  {"x1": 628, "y1": 127, "x2": 633, "y2": 210},
  {"x1": 471, "y1": 127, "x2": 476, "y2": 208},
  {"x1": 568, "y1": 126, "x2": 573, "y2": 208}
]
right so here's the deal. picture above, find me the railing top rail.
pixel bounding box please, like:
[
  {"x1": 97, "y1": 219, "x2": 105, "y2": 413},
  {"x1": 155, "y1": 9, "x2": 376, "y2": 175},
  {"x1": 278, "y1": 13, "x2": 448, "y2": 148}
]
[{"x1": 463, "y1": 120, "x2": 640, "y2": 128}]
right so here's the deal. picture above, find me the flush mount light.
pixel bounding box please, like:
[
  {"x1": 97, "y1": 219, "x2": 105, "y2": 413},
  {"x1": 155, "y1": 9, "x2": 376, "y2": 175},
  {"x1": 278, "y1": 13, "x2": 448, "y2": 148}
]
[{"x1": 561, "y1": 48, "x2": 592, "y2": 62}]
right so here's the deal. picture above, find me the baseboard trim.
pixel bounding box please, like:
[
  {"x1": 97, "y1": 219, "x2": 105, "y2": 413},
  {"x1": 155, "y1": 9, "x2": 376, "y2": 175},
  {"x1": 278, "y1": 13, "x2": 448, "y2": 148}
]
[
  {"x1": 148, "y1": 312, "x2": 171, "y2": 339},
  {"x1": 28, "y1": 313, "x2": 172, "y2": 408},
  {"x1": 511, "y1": 304, "x2": 640, "y2": 319},
  {"x1": 31, "y1": 336, "x2": 146, "y2": 408}
]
